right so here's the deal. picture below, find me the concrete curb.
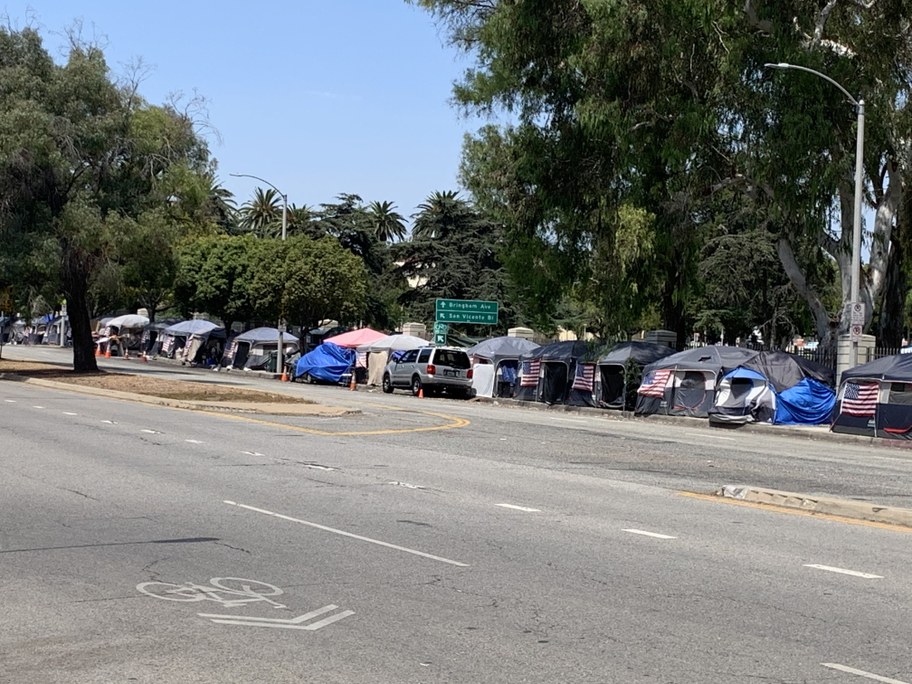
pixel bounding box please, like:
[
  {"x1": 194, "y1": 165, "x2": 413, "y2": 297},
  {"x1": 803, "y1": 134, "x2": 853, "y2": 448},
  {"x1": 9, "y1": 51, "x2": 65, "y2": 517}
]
[
  {"x1": 717, "y1": 484, "x2": 912, "y2": 528},
  {"x1": 472, "y1": 395, "x2": 890, "y2": 447},
  {"x1": 11, "y1": 377, "x2": 357, "y2": 417}
]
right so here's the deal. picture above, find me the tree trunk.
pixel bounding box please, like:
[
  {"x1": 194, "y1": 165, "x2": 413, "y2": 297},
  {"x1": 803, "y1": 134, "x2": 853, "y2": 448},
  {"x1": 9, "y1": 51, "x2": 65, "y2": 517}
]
[
  {"x1": 878, "y1": 189, "x2": 910, "y2": 347},
  {"x1": 63, "y1": 255, "x2": 98, "y2": 373},
  {"x1": 777, "y1": 236, "x2": 832, "y2": 348},
  {"x1": 877, "y1": 238, "x2": 905, "y2": 347}
]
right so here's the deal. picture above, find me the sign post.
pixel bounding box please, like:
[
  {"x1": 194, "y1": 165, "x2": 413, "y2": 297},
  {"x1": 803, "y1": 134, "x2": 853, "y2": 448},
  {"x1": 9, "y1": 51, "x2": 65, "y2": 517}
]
[
  {"x1": 435, "y1": 298, "x2": 499, "y2": 325},
  {"x1": 433, "y1": 322, "x2": 449, "y2": 346},
  {"x1": 848, "y1": 301, "x2": 865, "y2": 342}
]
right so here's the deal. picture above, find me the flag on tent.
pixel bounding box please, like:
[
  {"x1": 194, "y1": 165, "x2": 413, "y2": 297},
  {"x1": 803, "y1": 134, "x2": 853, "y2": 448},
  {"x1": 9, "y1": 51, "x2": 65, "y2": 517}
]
[
  {"x1": 638, "y1": 368, "x2": 671, "y2": 398},
  {"x1": 842, "y1": 381, "x2": 878, "y2": 416},
  {"x1": 572, "y1": 363, "x2": 595, "y2": 392},
  {"x1": 520, "y1": 358, "x2": 541, "y2": 387}
]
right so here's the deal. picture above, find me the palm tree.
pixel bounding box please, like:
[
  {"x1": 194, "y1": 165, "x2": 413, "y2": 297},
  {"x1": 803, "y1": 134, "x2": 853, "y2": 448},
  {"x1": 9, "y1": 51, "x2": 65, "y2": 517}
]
[
  {"x1": 239, "y1": 187, "x2": 281, "y2": 238},
  {"x1": 412, "y1": 191, "x2": 467, "y2": 240},
  {"x1": 368, "y1": 200, "x2": 407, "y2": 243},
  {"x1": 285, "y1": 204, "x2": 321, "y2": 238},
  {"x1": 206, "y1": 175, "x2": 238, "y2": 234}
]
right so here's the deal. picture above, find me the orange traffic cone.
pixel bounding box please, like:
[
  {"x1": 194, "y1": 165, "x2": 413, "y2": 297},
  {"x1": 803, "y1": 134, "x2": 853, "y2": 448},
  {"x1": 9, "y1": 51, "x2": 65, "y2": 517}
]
[
  {"x1": 104, "y1": 346, "x2": 111, "y2": 359},
  {"x1": 349, "y1": 374, "x2": 357, "y2": 391},
  {"x1": 280, "y1": 368, "x2": 289, "y2": 382},
  {"x1": 141, "y1": 353, "x2": 148, "y2": 363},
  {"x1": 95, "y1": 345, "x2": 101, "y2": 358},
  {"x1": 418, "y1": 387, "x2": 424, "y2": 399}
]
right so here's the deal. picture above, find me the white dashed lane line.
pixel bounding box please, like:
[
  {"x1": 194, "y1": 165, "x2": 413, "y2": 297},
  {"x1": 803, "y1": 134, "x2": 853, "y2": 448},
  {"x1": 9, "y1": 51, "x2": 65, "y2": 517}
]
[
  {"x1": 185, "y1": 439, "x2": 203, "y2": 444},
  {"x1": 140, "y1": 429, "x2": 158, "y2": 434},
  {"x1": 623, "y1": 528, "x2": 677, "y2": 540},
  {"x1": 804, "y1": 564, "x2": 883, "y2": 579},
  {"x1": 4, "y1": 399, "x2": 15, "y2": 403},
  {"x1": 495, "y1": 503, "x2": 541, "y2": 512},
  {"x1": 822, "y1": 663, "x2": 910, "y2": 683},
  {"x1": 224, "y1": 500, "x2": 470, "y2": 567},
  {"x1": 63, "y1": 412, "x2": 78, "y2": 416},
  {"x1": 32, "y1": 405, "x2": 45, "y2": 409}
]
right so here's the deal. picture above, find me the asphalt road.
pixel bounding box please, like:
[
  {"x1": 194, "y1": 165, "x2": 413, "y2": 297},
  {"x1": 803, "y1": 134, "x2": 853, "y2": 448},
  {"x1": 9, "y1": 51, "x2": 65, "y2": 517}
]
[{"x1": 3, "y1": 346, "x2": 912, "y2": 682}]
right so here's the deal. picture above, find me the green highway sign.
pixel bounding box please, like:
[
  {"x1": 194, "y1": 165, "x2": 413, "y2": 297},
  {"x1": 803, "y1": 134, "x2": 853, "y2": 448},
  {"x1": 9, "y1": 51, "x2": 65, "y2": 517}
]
[
  {"x1": 435, "y1": 298, "x2": 499, "y2": 325},
  {"x1": 433, "y1": 322, "x2": 449, "y2": 345}
]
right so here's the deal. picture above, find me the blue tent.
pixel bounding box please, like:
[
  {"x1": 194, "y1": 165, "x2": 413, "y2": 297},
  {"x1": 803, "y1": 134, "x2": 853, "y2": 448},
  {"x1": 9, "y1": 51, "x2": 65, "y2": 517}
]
[
  {"x1": 709, "y1": 351, "x2": 835, "y2": 425},
  {"x1": 295, "y1": 342, "x2": 356, "y2": 384}
]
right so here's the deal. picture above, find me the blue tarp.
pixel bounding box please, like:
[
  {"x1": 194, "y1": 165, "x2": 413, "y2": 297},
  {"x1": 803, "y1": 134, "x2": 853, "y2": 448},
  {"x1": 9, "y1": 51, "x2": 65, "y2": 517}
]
[
  {"x1": 294, "y1": 342, "x2": 356, "y2": 383},
  {"x1": 774, "y1": 377, "x2": 836, "y2": 425}
]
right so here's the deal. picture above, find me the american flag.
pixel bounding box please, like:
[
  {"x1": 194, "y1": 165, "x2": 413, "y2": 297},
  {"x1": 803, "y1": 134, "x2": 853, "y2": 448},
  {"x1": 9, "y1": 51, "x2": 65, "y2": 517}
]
[
  {"x1": 572, "y1": 363, "x2": 596, "y2": 392},
  {"x1": 520, "y1": 358, "x2": 541, "y2": 387},
  {"x1": 638, "y1": 368, "x2": 672, "y2": 398},
  {"x1": 842, "y1": 381, "x2": 879, "y2": 417}
]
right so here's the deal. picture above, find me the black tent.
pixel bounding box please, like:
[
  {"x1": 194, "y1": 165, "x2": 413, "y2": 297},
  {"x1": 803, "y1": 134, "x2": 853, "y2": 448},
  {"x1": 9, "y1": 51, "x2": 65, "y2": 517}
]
[
  {"x1": 595, "y1": 341, "x2": 678, "y2": 410},
  {"x1": 636, "y1": 346, "x2": 759, "y2": 417},
  {"x1": 517, "y1": 340, "x2": 594, "y2": 405},
  {"x1": 832, "y1": 353, "x2": 912, "y2": 439}
]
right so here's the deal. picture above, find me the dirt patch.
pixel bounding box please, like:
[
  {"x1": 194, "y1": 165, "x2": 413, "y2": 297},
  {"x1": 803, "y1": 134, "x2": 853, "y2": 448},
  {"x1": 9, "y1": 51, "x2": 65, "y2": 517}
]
[{"x1": 0, "y1": 359, "x2": 313, "y2": 404}]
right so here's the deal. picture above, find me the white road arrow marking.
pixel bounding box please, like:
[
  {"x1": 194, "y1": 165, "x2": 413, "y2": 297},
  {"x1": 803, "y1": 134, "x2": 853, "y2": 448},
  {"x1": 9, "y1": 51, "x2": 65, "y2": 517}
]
[{"x1": 198, "y1": 604, "x2": 354, "y2": 631}]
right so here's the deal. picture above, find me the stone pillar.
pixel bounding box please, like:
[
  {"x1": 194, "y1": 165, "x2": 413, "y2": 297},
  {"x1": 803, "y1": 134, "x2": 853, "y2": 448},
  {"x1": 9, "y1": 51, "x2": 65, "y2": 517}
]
[{"x1": 836, "y1": 333, "x2": 876, "y2": 384}]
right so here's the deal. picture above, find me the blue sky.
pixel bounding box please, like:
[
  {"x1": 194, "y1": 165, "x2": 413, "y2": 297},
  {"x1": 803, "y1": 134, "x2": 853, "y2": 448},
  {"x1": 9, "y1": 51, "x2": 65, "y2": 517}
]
[{"x1": 2, "y1": 1, "x2": 481, "y2": 220}]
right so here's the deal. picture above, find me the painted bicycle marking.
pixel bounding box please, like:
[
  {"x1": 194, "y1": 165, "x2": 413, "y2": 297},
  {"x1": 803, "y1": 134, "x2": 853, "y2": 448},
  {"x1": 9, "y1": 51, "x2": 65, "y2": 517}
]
[{"x1": 136, "y1": 577, "x2": 286, "y2": 609}]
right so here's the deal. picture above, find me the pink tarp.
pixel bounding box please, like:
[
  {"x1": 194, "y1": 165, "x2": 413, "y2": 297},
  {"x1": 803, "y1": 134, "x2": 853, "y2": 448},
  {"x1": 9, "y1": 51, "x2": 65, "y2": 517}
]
[{"x1": 323, "y1": 327, "x2": 386, "y2": 348}]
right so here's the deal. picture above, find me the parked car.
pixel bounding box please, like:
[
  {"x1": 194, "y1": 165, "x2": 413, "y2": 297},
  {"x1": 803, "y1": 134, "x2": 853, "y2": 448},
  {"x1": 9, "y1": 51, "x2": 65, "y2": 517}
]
[{"x1": 382, "y1": 346, "x2": 474, "y2": 398}]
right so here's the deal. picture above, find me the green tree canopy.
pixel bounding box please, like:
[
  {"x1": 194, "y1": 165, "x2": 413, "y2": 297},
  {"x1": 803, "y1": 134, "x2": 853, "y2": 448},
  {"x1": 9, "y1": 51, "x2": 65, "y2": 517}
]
[{"x1": 0, "y1": 27, "x2": 215, "y2": 370}]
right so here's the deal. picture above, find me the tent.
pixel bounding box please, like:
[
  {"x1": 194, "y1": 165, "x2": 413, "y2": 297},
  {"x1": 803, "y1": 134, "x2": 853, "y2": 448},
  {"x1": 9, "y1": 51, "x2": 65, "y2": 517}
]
[
  {"x1": 294, "y1": 342, "x2": 357, "y2": 384},
  {"x1": 636, "y1": 346, "x2": 759, "y2": 417},
  {"x1": 467, "y1": 336, "x2": 540, "y2": 398},
  {"x1": 157, "y1": 320, "x2": 227, "y2": 362},
  {"x1": 324, "y1": 327, "x2": 386, "y2": 349},
  {"x1": 359, "y1": 334, "x2": 428, "y2": 386},
  {"x1": 516, "y1": 340, "x2": 595, "y2": 405},
  {"x1": 831, "y1": 354, "x2": 912, "y2": 439},
  {"x1": 222, "y1": 327, "x2": 300, "y2": 370},
  {"x1": 595, "y1": 341, "x2": 678, "y2": 410},
  {"x1": 709, "y1": 351, "x2": 835, "y2": 425},
  {"x1": 107, "y1": 314, "x2": 150, "y2": 330}
]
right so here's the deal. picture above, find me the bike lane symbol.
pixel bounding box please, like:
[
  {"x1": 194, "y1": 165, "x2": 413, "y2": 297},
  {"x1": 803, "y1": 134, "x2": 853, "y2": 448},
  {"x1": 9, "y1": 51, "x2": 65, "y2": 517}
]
[{"x1": 136, "y1": 578, "x2": 354, "y2": 631}]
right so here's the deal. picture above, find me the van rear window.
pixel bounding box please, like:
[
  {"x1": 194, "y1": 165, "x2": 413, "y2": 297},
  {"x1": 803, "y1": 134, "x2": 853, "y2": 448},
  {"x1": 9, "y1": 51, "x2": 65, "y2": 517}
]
[{"x1": 434, "y1": 350, "x2": 470, "y2": 369}]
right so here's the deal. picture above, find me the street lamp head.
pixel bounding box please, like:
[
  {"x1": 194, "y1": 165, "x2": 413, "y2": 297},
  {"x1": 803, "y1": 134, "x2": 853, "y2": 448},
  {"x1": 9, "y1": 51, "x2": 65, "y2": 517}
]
[{"x1": 763, "y1": 62, "x2": 791, "y2": 70}]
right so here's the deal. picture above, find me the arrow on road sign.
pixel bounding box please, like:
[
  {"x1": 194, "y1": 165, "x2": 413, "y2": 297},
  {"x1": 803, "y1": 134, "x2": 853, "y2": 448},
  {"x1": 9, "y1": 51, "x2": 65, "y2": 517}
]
[{"x1": 198, "y1": 604, "x2": 354, "y2": 630}]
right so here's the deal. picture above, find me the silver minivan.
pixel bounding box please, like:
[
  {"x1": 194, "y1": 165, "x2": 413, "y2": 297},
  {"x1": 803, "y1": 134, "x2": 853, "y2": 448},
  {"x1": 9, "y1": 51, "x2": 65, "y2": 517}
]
[{"x1": 382, "y1": 347, "x2": 474, "y2": 398}]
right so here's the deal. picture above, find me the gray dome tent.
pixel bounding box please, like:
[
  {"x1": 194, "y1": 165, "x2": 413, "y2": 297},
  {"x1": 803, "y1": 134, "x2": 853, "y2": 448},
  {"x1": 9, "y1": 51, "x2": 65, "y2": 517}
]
[{"x1": 636, "y1": 346, "x2": 759, "y2": 417}]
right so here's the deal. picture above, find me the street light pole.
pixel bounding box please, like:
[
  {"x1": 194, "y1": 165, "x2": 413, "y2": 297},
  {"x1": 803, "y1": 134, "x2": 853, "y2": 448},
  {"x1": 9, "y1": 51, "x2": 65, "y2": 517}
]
[
  {"x1": 764, "y1": 63, "x2": 865, "y2": 369},
  {"x1": 230, "y1": 172, "x2": 289, "y2": 378}
]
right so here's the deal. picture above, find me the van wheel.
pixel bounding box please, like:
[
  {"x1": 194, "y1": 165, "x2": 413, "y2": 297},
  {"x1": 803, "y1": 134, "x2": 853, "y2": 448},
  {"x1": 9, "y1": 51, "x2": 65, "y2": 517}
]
[
  {"x1": 411, "y1": 376, "x2": 423, "y2": 397},
  {"x1": 382, "y1": 374, "x2": 394, "y2": 394}
]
